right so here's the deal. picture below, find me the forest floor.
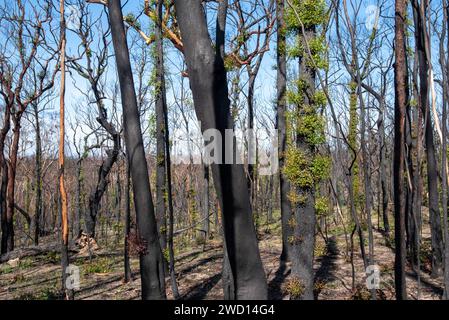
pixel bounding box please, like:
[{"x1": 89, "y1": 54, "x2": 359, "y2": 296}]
[{"x1": 0, "y1": 212, "x2": 445, "y2": 300}]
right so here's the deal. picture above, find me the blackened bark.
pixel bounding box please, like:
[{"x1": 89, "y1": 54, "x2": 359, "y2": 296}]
[
  {"x1": 394, "y1": 0, "x2": 408, "y2": 300},
  {"x1": 409, "y1": 48, "x2": 423, "y2": 271},
  {"x1": 156, "y1": 0, "x2": 179, "y2": 298},
  {"x1": 412, "y1": 0, "x2": 444, "y2": 277},
  {"x1": 0, "y1": 103, "x2": 10, "y2": 254},
  {"x1": 290, "y1": 28, "x2": 316, "y2": 301},
  {"x1": 378, "y1": 105, "x2": 390, "y2": 236},
  {"x1": 114, "y1": 164, "x2": 121, "y2": 224},
  {"x1": 355, "y1": 46, "x2": 375, "y2": 301},
  {"x1": 33, "y1": 103, "x2": 42, "y2": 245},
  {"x1": 108, "y1": 0, "x2": 166, "y2": 300},
  {"x1": 215, "y1": 0, "x2": 236, "y2": 300},
  {"x1": 0, "y1": 162, "x2": 8, "y2": 254},
  {"x1": 86, "y1": 142, "x2": 120, "y2": 238},
  {"x1": 247, "y1": 71, "x2": 256, "y2": 226},
  {"x1": 441, "y1": 0, "x2": 449, "y2": 299},
  {"x1": 124, "y1": 155, "x2": 132, "y2": 283},
  {"x1": 75, "y1": 161, "x2": 82, "y2": 237},
  {"x1": 222, "y1": 244, "x2": 235, "y2": 300},
  {"x1": 155, "y1": 0, "x2": 168, "y2": 259},
  {"x1": 277, "y1": 0, "x2": 292, "y2": 264},
  {"x1": 202, "y1": 163, "x2": 210, "y2": 241},
  {"x1": 174, "y1": 0, "x2": 267, "y2": 299},
  {"x1": 6, "y1": 117, "x2": 22, "y2": 252}
]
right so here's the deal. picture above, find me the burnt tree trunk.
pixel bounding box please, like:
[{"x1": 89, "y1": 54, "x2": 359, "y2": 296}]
[
  {"x1": 413, "y1": 0, "x2": 444, "y2": 277},
  {"x1": 174, "y1": 0, "x2": 267, "y2": 299},
  {"x1": 202, "y1": 162, "x2": 210, "y2": 241},
  {"x1": 33, "y1": 103, "x2": 43, "y2": 245},
  {"x1": 86, "y1": 141, "x2": 120, "y2": 238},
  {"x1": 277, "y1": 0, "x2": 292, "y2": 264},
  {"x1": 289, "y1": 27, "x2": 317, "y2": 301},
  {"x1": 394, "y1": 0, "x2": 409, "y2": 300},
  {"x1": 108, "y1": 0, "x2": 166, "y2": 300},
  {"x1": 124, "y1": 155, "x2": 132, "y2": 283},
  {"x1": 5, "y1": 116, "x2": 22, "y2": 252},
  {"x1": 378, "y1": 103, "x2": 390, "y2": 237},
  {"x1": 0, "y1": 102, "x2": 11, "y2": 254},
  {"x1": 155, "y1": 0, "x2": 168, "y2": 261}
]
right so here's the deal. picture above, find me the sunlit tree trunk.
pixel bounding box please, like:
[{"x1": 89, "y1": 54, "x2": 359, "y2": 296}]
[{"x1": 59, "y1": 0, "x2": 73, "y2": 300}]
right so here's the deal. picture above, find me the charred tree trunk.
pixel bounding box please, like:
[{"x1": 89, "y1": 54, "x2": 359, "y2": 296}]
[
  {"x1": 247, "y1": 71, "x2": 256, "y2": 230},
  {"x1": 108, "y1": 0, "x2": 166, "y2": 300},
  {"x1": 441, "y1": 0, "x2": 449, "y2": 299},
  {"x1": 155, "y1": 0, "x2": 168, "y2": 265},
  {"x1": 86, "y1": 141, "x2": 120, "y2": 238},
  {"x1": 124, "y1": 155, "x2": 132, "y2": 283},
  {"x1": 202, "y1": 162, "x2": 210, "y2": 241},
  {"x1": 394, "y1": 0, "x2": 409, "y2": 300},
  {"x1": 277, "y1": 0, "x2": 292, "y2": 264},
  {"x1": 5, "y1": 116, "x2": 22, "y2": 252},
  {"x1": 174, "y1": 0, "x2": 267, "y2": 300},
  {"x1": 378, "y1": 104, "x2": 390, "y2": 237},
  {"x1": 154, "y1": 0, "x2": 179, "y2": 299},
  {"x1": 0, "y1": 103, "x2": 11, "y2": 254},
  {"x1": 413, "y1": 0, "x2": 444, "y2": 277},
  {"x1": 33, "y1": 103, "x2": 43, "y2": 245},
  {"x1": 289, "y1": 27, "x2": 317, "y2": 301},
  {"x1": 75, "y1": 160, "x2": 83, "y2": 238}
]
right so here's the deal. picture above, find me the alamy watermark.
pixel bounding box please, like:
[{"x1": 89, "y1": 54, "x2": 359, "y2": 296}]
[
  {"x1": 65, "y1": 264, "x2": 80, "y2": 290},
  {"x1": 365, "y1": 5, "x2": 381, "y2": 31},
  {"x1": 171, "y1": 122, "x2": 279, "y2": 176},
  {"x1": 365, "y1": 264, "x2": 381, "y2": 290}
]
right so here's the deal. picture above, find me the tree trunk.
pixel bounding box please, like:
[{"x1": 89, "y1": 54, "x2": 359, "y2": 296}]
[
  {"x1": 174, "y1": 0, "x2": 267, "y2": 300},
  {"x1": 5, "y1": 117, "x2": 22, "y2": 252},
  {"x1": 0, "y1": 103, "x2": 11, "y2": 254},
  {"x1": 247, "y1": 71, "x2": 256, "y2": 229},
  {"x1": 124, "y1": 155, "x2": 132, "y2": 283},
  {"x1": 394, "y1": 0, "x2": 409, "y2": 300},
  {"x1": 155, "y1": 0, "x2": 180, "y2": 299},
  {"x1": 202, "y1": 163, "x2": 210, "y2": 241},
  {"x1": 289, "y1": 27, "x2": 317, "y2": 301},
  {"x1": 0, "y1": 161, "x2": 8, "y2": 254},
  {"x1": 33, "y1": 103, "x2": 43, "y2": 245},
  {"x1": 155, "y1": 0, "x2": 167, "y2": 260},
  {"x1": 413, "y1": 0, "x2": 444, "y2": 277},
  {"x1": 75, "y1": 161, "x2": 83, "y2": 237},
  {"x1": 378, "y1": 103, "x2": 390, "y2": 237},
  {"x1": 277, "y1": 0, "x2": 292, "y2": 264},
  {"x1": 86, "y1": 142, "x2": 120, "y2": 238},
  {"x1": 441, "y1": 0, "x2": 449, "y2": 299},
  {"x1": 108, "y1": 0, "x2": 166, "y2": 300},
  {"x1": 59, "y1": 0, "x2": 73, "y2": 299}
]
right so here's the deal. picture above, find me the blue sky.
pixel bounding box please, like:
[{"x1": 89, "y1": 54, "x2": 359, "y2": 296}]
[{"x1": 1, "y1": 0, "x2": 448, "y2": 159}]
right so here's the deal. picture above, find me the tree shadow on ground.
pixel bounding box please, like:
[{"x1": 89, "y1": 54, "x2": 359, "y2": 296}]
[
  {"x1": 268, "y1": 261, "x2": 290, "y2": 300},
  {"x1": 406, "y1": 270, "x2": 443, "y2": 298},
  {"x1": 77, "y1": 275, "x2": 123, "y2": 298},
  {"x1": 176, "y1": 245, "x2": 221, "y2": 264},
  {"x1": 314, "y1": 236, "x2": 339, "y2": 299},
  {"x1": 182, "y1": 273, "x2": 222, "y2": 300},
  {"x1": 177, "y1": 253, "x2": 222, "y2": 276}
]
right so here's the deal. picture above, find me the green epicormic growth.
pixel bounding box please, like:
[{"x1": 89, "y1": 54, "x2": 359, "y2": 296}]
[
  {"x1": 283, "y1": 0, "x2": 329, "y2": 198},
  {"x1": 286, "y1": 0, "x2": 329, "y2": 70}
]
